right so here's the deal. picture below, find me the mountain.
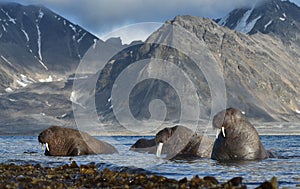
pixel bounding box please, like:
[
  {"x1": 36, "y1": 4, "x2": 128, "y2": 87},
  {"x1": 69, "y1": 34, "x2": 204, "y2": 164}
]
[
  {"x1": 0, "y1": 2, "x2": 102, "y2": 134},
  {"x1": 1, "y1": 2, "x2": 300, "y2": 135},
  {"x1": 0, "y1": 2, "x2": 98, "y2": 92},
  {"x1": 217, "y1": 0, "x2": 300, "y2": 45},
  {"x1": 94, "y1": 14, "x2": 300, "y2": 124}
]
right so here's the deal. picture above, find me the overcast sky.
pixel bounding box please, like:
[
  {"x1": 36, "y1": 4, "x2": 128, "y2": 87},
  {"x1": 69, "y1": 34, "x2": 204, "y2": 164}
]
[{"x1": 2, "y1": 0, "x2": 300, "y2": 43}]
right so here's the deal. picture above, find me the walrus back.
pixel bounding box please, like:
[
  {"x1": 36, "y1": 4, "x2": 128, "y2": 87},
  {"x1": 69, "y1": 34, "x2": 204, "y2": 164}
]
[{"x1": 79, "y1": 132, "x2": 118, "y2": 154}]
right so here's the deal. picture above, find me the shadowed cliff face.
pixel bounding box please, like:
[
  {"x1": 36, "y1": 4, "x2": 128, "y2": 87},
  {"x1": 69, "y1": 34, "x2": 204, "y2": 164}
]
[
  {"x1": 0, "y1": 2, "x2": 99, "y2": 134},
  {"x1": 0, "y1": 2, "x2": 98, "y2": 91}
]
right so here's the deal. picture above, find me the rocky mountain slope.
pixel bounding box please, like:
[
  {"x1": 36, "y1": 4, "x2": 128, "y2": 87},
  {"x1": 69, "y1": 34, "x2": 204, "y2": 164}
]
[
  {"x1": 95, "y1": 10, "x2": 300, "y2": 123},
  {"x1": 0, "y1": 2, "x2": 98, "y2": 92},
  {"x1": 1, "y1": 1, "x2": 300, "y2": 135},
  {"x1": 0, "y1": 2, "x2": 100, "y2": 134},
  {"x1": 216, "y1": 0, "x2": 300, "y2": 45}
]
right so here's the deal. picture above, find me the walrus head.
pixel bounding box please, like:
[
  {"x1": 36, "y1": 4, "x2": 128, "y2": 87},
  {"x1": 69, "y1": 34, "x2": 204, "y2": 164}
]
[
  {"x1": 155, "y1": 125, "x2": 194, "y2": 158},
  {"x1": 38, "y1": 126, "x2": 58, "y2": 155},
  {"x1": 212, "y1": 108, "x2": 245, "y2": 139},
  {"x1": 211, "y1": 108, "x2": 269, "y2": 161},
  {"x1": 38, "y1": 126, "x2": 79, "y2": 156},
  {"x1": 155, "y1": 127, "x2": 175, "y2": 144}
]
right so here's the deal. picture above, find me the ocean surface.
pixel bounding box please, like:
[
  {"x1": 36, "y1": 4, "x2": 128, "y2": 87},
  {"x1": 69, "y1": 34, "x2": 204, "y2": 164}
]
[{"x1": 0, "y1": 135, "x2": 299, "y2": 188}]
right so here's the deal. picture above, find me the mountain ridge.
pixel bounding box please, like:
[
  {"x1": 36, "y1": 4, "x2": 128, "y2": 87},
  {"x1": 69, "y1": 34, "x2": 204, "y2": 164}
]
[
  {"x1": 0, "y1": 2, "x2": 300, "y2": 135},
  {"x1": 217, "y1": 0, "x2": 300, "y2": 45},
  {"x1": 94, "y1": 14, "x2": 300, "y2": 123},
  {"x1": 0, "y1": 2, "x2": 98, "y2": 91}
]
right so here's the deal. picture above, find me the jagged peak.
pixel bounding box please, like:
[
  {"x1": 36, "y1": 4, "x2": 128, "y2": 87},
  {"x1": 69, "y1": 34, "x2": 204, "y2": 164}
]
[
  {"x1": 166, "y1": 15, "x2": 222, "y2": 32},
  {"x1": 216, "y1": 0, "x2": 300, "y2": 45}
]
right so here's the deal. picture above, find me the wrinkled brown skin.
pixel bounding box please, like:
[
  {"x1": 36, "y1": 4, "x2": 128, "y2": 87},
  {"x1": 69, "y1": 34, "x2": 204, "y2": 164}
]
[
  {"x1": 38, "y1": 126, "x2": 118, "y2": 156},
  {"x1": 130, "y1": 125, "x2": 214, "y2": 159},
  {"x1": 211, "y1": 108, "x2": 274, "y2": 161}
]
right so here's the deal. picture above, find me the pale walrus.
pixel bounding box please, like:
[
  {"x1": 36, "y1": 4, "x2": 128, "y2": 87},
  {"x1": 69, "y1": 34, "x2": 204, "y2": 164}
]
[
  {"x1": 130, "y1": 125, "x2": 214, "y2": 159},
  {"x1": 38, "y1": 126, "x2": 118, "y2": 156},
  {"x1": 211, "y1": 108, "x2": 274, "y2": 161}
]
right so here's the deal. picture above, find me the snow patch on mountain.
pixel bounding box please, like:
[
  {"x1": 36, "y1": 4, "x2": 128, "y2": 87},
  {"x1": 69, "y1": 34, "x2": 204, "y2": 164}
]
[
  {"x1": 36, "y1": 24, "x2": 43, "y2": 60},
  {"x1": 39, "y1": 75, "x2": 52, "y2": 82},
  {"x1": 1, "y1": 55, "x2": 13, "y2": 67},
  {"x1": 5, "y1": 87, "x2": 13, "y2": 93},
  {"x1": 16, "y1": 79, "x2": 27, "y2": 87},
  {"x1": 234, "y1": 8, "x2": 262, "y2": 33},
  {"x1": 264, "y1": 20, "x2": 273, "y2": 30},
  {"x1": 1, "y1": 8, "x2": 16, "y2": 24},
  {"x1": 2, "y1": 24, "x2": 6, "y2": 32},
  {"x1": 218, "y1": 14, "x2": 229, "y2": 26},
  {"x1": 77, "y1": 32, "x2": 86, "y2": 43},
  {"x1": 21, "y1": 29, "x2": 29, "y2": 42},
  {"x1": 279, "y1": 17, "x2": 286, "y2": 21},
  {"x1": 14, "y1": 74, "x2": 36, "y2": 88},
  {"x1": 20, "y1": 74, "x2": 35, "y2": 84},
  {"x1": 37, "y1": 57, "x2": 48, "y2": 70},
  {"x1": 93, "y1": 39, "x2": 97, "y2": 49},
  {"x1": 274, "y1": 1, "x2": 280, "y2": 10},
  {"x1": 69, "y1": 24, "x2": 76, "y2": 33},
  {"x1": 38, "y1": 9, "x2": 44, "y2": 19}
]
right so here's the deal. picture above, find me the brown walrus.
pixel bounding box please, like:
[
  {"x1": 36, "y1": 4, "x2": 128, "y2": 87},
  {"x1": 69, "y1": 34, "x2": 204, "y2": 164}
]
[
  {"x1": 130, "y1": 138, "x2": 156, "y2": 153},
  {"x1": 211, "y1": 108, "x2": 275, "y2": 161},
  {"x1": 130, "y1": 125, "x2": 214, "y2": 159},
  {"x1": 38, "y1": 126, "x2": 118, "y2": 156}
]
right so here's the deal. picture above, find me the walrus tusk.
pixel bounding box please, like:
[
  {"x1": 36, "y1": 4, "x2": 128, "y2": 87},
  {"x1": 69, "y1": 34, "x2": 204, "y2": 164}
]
[
  {"x1": 221, "y1": 127, "x2": 226, "y2": 138},
  {"x1": 41, "y1": 143, "x2": 44, "y2": 151},
  {"x1": 156, "y1": 142, "x2": 163, "y2": 158},
  {"x1": 216, "y1": 129, "x2": 221, "y2": 139},
  {"x1": 45, "y1": 143, "x2": 50, "y2": 151}
]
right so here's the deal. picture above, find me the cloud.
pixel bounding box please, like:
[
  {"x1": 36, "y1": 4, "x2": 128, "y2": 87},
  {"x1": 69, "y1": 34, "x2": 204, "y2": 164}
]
[{"x1": 3, "y1": 0, "x2": 300, "y2": 38}]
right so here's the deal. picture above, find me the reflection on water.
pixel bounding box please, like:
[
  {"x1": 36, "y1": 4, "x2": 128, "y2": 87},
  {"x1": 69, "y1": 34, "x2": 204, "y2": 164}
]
[{"x1": 0, "y1": 135, "x2": 299, "y2": 188}]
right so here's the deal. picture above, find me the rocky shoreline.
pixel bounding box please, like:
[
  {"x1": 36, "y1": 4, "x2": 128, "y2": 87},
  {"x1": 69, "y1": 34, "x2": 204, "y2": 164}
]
[{"x1": 0, "y1": 161, "x2": 280, "y2": 189}]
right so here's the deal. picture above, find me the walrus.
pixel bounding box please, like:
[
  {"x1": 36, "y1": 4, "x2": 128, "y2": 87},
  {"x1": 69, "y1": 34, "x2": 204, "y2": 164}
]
[
  {"x1": 130, "y1": 125, "x2": 214, "y2": 159},
  {"x1": 155, "y1": 125, "x2": 214, "y2": 159},
  {"x1": 130, "y1": 138, "x2": 156, "y2": 153},
  {"x1": 211, "y1": 108, "x2": 274, "y2": 161},
  {"x1": 38, "y1": 126, "x2": 118, "y2": 156}
]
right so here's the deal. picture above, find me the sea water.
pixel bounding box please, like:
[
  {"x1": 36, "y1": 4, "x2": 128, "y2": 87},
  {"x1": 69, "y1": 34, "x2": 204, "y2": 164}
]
[{"x1": 0, "y1": 135, "x2": 299, "y2": 188}]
